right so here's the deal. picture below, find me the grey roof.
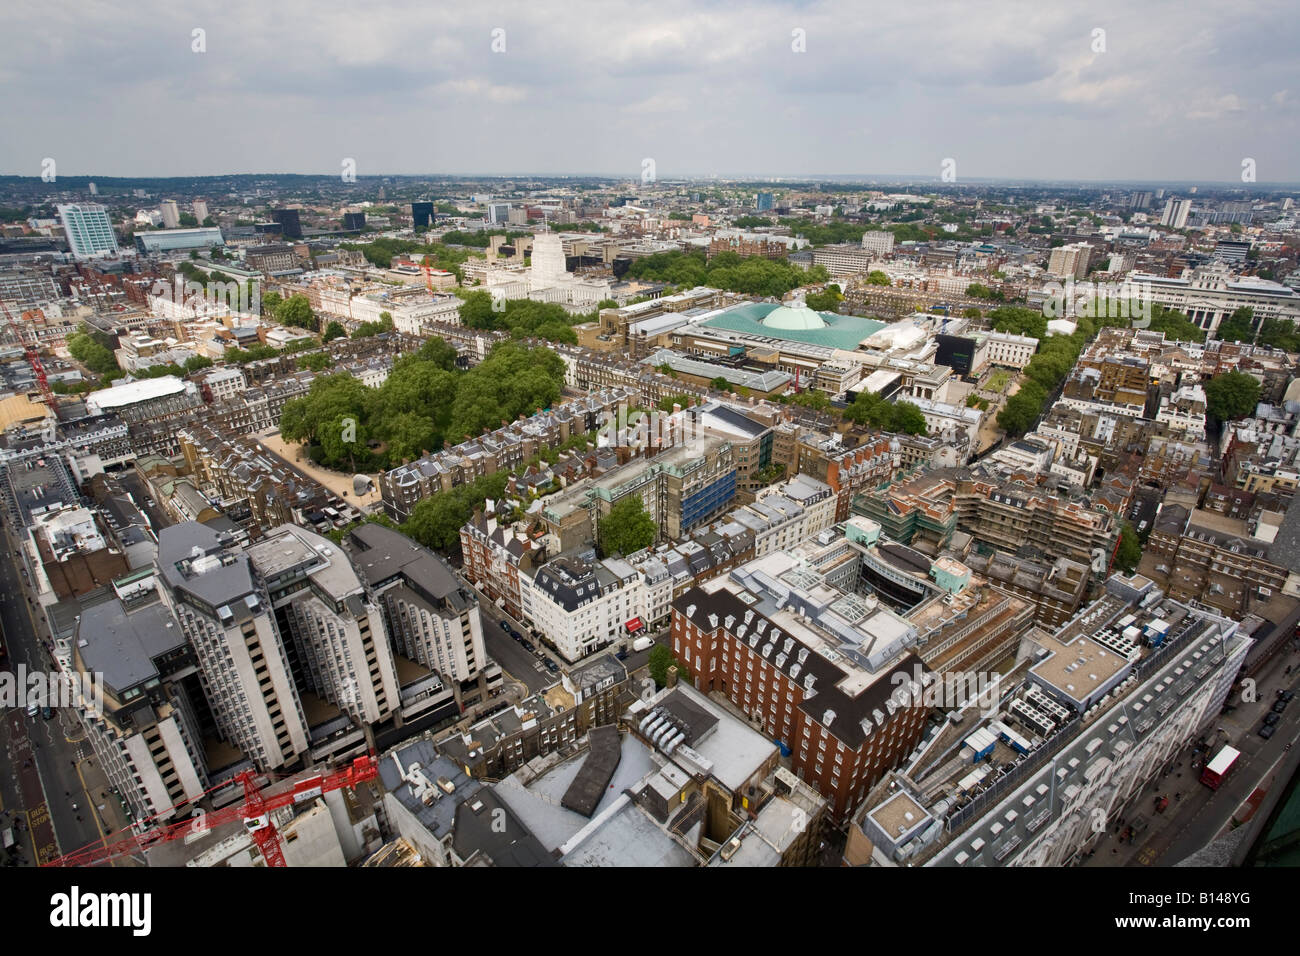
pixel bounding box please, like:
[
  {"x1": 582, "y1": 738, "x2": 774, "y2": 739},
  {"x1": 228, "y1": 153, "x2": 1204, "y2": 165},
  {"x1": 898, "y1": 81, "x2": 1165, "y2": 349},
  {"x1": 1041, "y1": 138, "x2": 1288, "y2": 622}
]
[
  {"x1": 348, "y1": 522, "x2": 471, "y2": 613},
  {"x1": 378, "y1": 738, "x2": 480, "y2": 842},
  {"x1": 560, "y1": 725, "x2": 623, "y2": 817},
  {"x1": 452, "y1": 789, "x2": 556, "y2": 867},
  {"x1": 569, "y1": 653, "x2": 628, "y2": 695},
  {"x1": 1267, "y1": 494, "x2": 1300, "y2": 573},
  {"x1": 77, "y1": 598, "x2": 187, "y2": 695},
  {"x1": 156, "y1": 521, "x2": 259, "y2": 617}
]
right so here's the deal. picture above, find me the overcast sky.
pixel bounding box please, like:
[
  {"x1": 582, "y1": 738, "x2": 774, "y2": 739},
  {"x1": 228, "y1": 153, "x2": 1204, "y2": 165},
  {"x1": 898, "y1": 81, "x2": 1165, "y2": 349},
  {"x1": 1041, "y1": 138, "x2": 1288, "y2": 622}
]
[{"x1": 3, "y1": 1, "x2": 1297, "y2": 183}]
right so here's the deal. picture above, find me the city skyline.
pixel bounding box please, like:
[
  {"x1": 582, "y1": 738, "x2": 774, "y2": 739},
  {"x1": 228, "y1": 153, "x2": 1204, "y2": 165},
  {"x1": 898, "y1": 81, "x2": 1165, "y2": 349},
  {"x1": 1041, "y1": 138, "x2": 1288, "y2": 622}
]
[{"x1": 4, "y1": 0, "x2": 1298, "y2": 182}]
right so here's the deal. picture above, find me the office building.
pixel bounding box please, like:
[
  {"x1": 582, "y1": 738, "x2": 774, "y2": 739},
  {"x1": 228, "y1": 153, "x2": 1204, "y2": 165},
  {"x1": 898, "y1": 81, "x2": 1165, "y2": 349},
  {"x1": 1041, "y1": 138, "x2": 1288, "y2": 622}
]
[
  {"x1": 245, "y1": 244, "x2": 298, "y2": 274},
  {"x1": 755, "y1": 192, "x2": 774, "y2": 211},
  {"x1": 862, "y1": 575, "x2": 1252, "y2": 867},
  {"x1": 522, "y1": 554, "x2": 644, "y2": 662},
  {"x1": 75, "y1": 575, "x2": 211, "y2": 825},
  {"x1": 1127, "y1": 266, "x2": 1300, "y2": 335},
  {"x1": 58, "y1": 203, "x2": 120, "y2": 260},
  {"x1": 671, "y1": 564, "x2": 932, "y2": 821},
  {"x1": 1047, "y1": 242, "x2": 1093, "y2": 280},
  {"x1": 411, "y1": 202, "x2": 434, "y2": 229},
  {"x1": 192, "y1": 199, "x2": 209, "y2": 224},
  {"x1": 272, "y1": 209, "x2": 303, "y2": 239},
  {"x1": 860, "y1": 231, "x2": 895, "y2": 256},
  {"x1": 134, "y1": 227, "x2": 225, "y2": 255},
  {"x1": 343, "y1": 212, "x2": 366, "y2": 231}
]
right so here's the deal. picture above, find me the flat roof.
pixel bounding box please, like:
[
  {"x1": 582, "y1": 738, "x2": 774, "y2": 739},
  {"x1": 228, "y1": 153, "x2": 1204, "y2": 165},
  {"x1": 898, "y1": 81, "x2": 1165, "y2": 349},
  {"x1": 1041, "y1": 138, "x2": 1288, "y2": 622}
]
[
  {"x1": 86, "y1": 375, "x2": 188, "y2": 409},
  {"x1": 1030, "y1": 634, "x2": 1128, "y2": 704}
]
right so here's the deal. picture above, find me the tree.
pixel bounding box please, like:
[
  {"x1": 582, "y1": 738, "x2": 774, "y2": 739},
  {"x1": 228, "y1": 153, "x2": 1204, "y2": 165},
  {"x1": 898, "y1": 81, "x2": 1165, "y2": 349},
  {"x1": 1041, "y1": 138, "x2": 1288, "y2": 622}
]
[
  {"x1": 988, "y1": 305, "x2": 1048, "y2": 339},
  {"x1": 890, "y1": 401, "x2": 928, "y2": 436},
  {"x1": 648, "y1": 644, "x2": 681, "y2": 688},
  {"x1": 1256, "y1": 317, "x2": 1300, "y2": 353},
  {"x1": 1144, "y1": 305, "x2": 1205, "y2": 344},
  {"x1": 1115, "y1": 520, "x2": 1143, "y2": 574},
  {"x1": 276, "y1": 294, "x2": 318, "y2": 332},
  {"x1": 1204, "y1": 371, "x2": 1261, "y2": 421},
  {"x1": 1215, "y1": 307, "x2": 1255, "y2": 343},
  {"x1": 997, "y1": 381, "x2": 1048, "y2": 436},
  {"x1": 710, "y1": 376, "x2": 731, "y2": 391},
  {"x1": 865, "y1": 270, "x2": 891, "y2": 286},
  {"x1": 410, "y1": 336, "x2": 459, "y2": 371},
  {"x1": 321, "y1": 320, "x2": 347, "y2": 343},
  {"x1": 352, "y1": 314, "x2": 394, "y2": 338},
  {"x1": 298, "y1": 352, "x2": 334, "y2": 372},
  {"x1": 657, "y1": 394, "x2": 695, "y2": 412},
  {"x1": 598, "y1": 496, "x2": 657, "y2": 557},
  {"x1": 842, "y1": 391, "x2": 926, "y2": 434},
  {"x1": 67, "y1": 332, "x2": 120, "y2": 376},
  {"x1": 183, "y1": 355, "x2": 214, "y2": 373},
  {"x1": 804, "y1": 284, "x2": 843, "y2": 312}
]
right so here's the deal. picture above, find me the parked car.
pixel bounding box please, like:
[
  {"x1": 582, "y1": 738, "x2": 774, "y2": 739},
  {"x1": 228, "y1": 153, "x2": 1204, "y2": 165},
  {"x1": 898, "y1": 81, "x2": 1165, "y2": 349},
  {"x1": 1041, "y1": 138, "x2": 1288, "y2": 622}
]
[
  {"x1": 1259, "y1": 723, "x2": 1277, "y2": 739},
  {"x1": 1280, "y1": 689, "x2": 1296, "y2": 703},
  {"x1": 1264, "y1": 712, "x2": 1281, "y2": 726},
  {"x1": 40, "y1": 706, "x2": 51, "y2": 720},
  {"x1": 1273, "y1": 700, "x2": 1289, "y2": 714},
  {"x1": 521, "y1": 640, "x2": 535, "y2": 653},
  {"x1": 499, "y1": 620, "x2": 510, "y2": 631},
  {"x1": 545, "y1": 660, "x2": 558, "y2": 673}
]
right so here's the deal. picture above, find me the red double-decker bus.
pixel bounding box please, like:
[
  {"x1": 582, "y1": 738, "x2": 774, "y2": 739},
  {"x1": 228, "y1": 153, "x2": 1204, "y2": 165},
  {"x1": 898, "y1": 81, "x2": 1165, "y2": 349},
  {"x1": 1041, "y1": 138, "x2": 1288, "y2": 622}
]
[{"x1": 1201, "y1": 745, "x2": 1241, "y2": 790}]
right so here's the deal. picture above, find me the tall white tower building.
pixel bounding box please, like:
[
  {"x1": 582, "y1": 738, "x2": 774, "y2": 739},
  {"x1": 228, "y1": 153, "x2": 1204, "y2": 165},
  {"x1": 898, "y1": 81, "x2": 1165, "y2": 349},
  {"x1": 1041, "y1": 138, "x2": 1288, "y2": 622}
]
[
  {"x1": 155, "y1": 523, "x2": 310, "y2": 772},
  {"x1": 58, "y1": 203, "x2": 120, "y2": 260},
  {"x1": 160, "y1": 199, "x2": 181, "y2": 229},
  {"x1": 530, "y1": 232, "x2": 569, "y2": 286},
  {"x1": 248, "y1": 524, "x2": 400, "y2": 727}
]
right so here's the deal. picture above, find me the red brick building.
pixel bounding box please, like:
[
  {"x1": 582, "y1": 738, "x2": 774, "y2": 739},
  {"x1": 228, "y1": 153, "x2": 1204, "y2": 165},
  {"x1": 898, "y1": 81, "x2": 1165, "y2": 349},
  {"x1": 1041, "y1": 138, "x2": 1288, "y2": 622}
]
[{"x1": 671, "y1": 586, "x2": 930, "y2": 820}]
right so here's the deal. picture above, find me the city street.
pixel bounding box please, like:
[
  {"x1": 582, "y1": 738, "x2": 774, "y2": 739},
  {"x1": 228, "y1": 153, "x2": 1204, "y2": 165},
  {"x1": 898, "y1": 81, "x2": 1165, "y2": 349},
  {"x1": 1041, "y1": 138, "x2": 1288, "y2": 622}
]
[
  {"x1": 117, "y1": 469, "x2": 173, "y2": 531},
  {"x1": 0, "y1": 521, "x2": 134, "y2": 867},
  {"x1": 468, "y1": 583, "x2": 664, "y2": 695},
  {"x1": 471, "y1": 587, "x2": 561, "y2": 695},
  {"x1": 1080, "y1": 640, "x2": 1300, "y2": 867}
]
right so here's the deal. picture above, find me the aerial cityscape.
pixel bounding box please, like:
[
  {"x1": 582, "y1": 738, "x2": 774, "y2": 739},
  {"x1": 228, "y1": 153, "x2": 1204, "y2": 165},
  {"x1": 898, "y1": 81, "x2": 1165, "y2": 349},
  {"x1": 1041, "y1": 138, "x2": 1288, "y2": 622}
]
[{"x1": 1, "y1": 3, "x2": 1296, "y2": 908}]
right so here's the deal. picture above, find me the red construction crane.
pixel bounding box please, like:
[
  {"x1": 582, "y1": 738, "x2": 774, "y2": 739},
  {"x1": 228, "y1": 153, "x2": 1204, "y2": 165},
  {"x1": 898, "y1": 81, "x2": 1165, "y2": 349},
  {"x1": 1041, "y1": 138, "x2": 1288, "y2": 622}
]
[
  {"x1": 43, "y1": 753, "x2": 379, "y2": 868},
  {"x1": 1, "y1": 299, "x2": 54, "y2": 407}
]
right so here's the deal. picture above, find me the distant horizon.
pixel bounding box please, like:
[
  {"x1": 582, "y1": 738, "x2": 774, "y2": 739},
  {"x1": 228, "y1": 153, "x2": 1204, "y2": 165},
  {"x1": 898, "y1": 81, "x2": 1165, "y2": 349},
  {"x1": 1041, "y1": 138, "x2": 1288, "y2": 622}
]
[{"x1": 3, "y1": 171, "x2": 1298, "y2": 191}]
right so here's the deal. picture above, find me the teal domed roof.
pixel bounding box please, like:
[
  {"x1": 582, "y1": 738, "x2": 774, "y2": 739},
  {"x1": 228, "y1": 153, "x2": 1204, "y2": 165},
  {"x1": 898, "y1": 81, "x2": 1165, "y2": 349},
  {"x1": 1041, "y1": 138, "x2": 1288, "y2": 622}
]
[{"x1": 761, "y1": 298, "x2": 827, "y2": 331}]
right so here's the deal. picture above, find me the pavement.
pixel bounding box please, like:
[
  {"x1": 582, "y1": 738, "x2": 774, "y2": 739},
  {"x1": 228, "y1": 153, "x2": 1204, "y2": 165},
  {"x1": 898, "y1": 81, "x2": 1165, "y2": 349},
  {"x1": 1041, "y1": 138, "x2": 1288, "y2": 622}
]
[{"x1": 257, "y1": 429, "x2": 383, "y2": 510}]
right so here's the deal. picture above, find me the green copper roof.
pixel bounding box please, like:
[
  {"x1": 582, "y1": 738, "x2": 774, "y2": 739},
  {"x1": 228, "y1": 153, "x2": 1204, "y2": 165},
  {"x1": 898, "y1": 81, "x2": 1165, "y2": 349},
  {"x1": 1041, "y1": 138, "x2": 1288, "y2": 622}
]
[{"x1": 701, "y1": 302, "x2": 885, "y2": 351}]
